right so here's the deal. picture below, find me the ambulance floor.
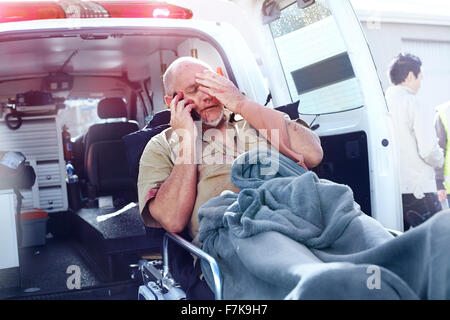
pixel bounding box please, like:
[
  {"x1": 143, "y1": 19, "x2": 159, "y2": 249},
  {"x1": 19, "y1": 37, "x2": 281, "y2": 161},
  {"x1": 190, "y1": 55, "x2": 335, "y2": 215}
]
[{"x1": 0, "y1": 237, "x2": 102, "y2": 298}]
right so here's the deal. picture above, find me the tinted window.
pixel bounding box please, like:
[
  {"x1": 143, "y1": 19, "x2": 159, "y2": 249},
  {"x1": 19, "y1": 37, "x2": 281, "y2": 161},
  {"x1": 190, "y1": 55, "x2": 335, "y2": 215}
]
[{"x1": 269, "y1": 0, "x2": 364, "y2": 114}]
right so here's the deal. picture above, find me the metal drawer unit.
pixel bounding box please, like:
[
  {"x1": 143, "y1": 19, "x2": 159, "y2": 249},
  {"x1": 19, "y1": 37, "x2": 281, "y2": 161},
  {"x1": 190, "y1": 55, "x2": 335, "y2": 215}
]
[
  {"x1": 39, "y1": 187, "x2": 64, "y2": 212},
  {"x1": 36, "y1": 162, "x2": 62, "y2": 187},
  {"x1": 0, "y1": 116, "x2": 68, "y2": 213},
  {"x1": 0, "y1": 118, "x2": 60, "y2": 161}
]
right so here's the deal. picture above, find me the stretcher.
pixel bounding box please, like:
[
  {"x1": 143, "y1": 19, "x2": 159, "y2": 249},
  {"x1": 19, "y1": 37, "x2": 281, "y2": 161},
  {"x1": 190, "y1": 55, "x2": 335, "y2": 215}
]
[{"x1": 138, "y1": 232, "x2": 223, "y2": 300}]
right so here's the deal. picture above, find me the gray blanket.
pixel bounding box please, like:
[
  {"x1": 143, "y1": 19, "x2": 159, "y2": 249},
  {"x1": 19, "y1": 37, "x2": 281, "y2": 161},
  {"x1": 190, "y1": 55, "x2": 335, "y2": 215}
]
[{"x1": 197, "y1": 148, "x2": 450, "y2": 299}]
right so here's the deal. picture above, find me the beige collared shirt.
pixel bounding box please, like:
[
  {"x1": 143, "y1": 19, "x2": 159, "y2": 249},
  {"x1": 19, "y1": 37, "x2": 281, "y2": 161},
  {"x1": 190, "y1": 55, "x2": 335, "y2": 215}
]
[
  {"x1": 137, "y1": 112, "x2": 273, "y2": 240},
  {"x1": 138, "y1": 110, "x2": 309, "y2": 240}
]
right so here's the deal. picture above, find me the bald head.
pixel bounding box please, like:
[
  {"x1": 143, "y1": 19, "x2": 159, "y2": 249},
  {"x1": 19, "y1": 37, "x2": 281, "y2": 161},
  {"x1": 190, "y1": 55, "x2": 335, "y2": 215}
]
[{"x1": 163, "y1": 57, "x2": 212, "y2": 95}]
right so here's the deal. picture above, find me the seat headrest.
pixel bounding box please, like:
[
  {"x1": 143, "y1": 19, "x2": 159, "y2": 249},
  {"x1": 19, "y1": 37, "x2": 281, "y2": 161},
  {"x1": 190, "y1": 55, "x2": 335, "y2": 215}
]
[
  {"x1": 147, "y1": 109, "x2": 171, "y2": 128},
  {"x1": 97, "y1": 97, "x2": 127, "y2": 119}
]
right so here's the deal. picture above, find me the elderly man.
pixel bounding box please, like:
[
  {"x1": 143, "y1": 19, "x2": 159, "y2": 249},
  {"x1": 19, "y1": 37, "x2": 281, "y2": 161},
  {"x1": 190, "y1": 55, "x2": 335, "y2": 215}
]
[{"x1": 137, "y1": 57, "x2": 322, "y2": 298}]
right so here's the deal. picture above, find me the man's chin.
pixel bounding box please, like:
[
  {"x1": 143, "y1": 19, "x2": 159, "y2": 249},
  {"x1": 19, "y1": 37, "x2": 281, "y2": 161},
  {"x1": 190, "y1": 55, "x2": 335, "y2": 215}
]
[{"x1": 201, "y1": 109, "x2": 225, "y2": 127}]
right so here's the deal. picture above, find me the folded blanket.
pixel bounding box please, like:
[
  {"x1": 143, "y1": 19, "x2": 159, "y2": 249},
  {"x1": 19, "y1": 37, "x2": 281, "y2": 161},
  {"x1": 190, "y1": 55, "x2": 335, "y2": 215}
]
[{"x1": 197, "y1": 148, "x2": 450, "y2": 299}]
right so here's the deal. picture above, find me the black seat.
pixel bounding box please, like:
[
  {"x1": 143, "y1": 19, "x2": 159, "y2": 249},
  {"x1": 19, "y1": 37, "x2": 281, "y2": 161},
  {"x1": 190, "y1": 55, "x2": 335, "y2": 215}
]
[
  {"x1": 84, "y1": 97, "x2": 139, "y2": 204},
  {"x1": 122, "y1": 109, "x2": 171, "y2": 186}
]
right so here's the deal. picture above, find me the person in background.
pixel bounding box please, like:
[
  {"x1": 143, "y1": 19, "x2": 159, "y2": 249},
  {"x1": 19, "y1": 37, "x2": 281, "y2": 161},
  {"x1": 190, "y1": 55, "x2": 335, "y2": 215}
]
[
  {"x1": 435, "y1": 100, "x2": 450, "y2": 207},
  {"x1": 385, "y1": 52, "x2": 444, "y2": 231}
]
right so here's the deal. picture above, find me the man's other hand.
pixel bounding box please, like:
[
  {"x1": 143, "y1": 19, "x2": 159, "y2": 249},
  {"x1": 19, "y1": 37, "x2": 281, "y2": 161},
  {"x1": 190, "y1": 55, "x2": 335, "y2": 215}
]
[
  {"x1": 438, "y1": 189, "x2": 447, "y2": 202},
  {"x1": 195, "y1": 70, "x2": 247, "y2": 114},
  {"x1": 170, "y1": 92, "x2": 197, "y2": 138}
]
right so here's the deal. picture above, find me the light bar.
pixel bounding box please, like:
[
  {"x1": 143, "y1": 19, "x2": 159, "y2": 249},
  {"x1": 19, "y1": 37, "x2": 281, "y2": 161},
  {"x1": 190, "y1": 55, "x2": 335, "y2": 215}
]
[
  {"x1": 0, "y1": 2, "x2": 66, "y2": 23},
  {"x1": 0, "y1": 1, "x2": 193, "y2": 23},
  {"x1": 94, "y1": 2, "x2": 193, "y2": 19}
]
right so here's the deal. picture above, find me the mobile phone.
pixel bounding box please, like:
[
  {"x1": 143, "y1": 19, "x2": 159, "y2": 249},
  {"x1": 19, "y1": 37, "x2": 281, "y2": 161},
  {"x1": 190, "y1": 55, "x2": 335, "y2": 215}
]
[{"x1": 173, "y1": 93, "x2": 200, "y2": 121}]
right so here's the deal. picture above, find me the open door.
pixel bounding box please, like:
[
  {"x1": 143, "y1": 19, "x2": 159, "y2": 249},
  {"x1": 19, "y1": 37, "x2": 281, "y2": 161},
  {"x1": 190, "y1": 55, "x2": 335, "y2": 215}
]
[{"x1": 261, "y1": 0, "x2": 402, "y2": 230}]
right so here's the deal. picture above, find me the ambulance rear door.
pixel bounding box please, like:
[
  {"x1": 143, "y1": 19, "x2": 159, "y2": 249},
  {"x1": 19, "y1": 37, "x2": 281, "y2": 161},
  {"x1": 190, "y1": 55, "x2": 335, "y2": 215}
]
[{"x1": 257, "y1": 0, "x2": 402, "y2": 230}]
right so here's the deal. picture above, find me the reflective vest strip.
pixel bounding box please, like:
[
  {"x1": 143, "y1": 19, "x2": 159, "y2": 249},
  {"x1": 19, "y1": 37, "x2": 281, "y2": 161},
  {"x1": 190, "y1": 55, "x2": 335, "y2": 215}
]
[{"x1": 437, "y1": 105, "x2": 450, "y2": 193}]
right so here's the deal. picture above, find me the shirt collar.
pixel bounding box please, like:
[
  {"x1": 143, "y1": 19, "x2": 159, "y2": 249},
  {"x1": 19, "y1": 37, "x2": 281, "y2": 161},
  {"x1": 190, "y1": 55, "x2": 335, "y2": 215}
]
[{"x1": 397, "y1": 84, "x2": 416, "y2": 95}]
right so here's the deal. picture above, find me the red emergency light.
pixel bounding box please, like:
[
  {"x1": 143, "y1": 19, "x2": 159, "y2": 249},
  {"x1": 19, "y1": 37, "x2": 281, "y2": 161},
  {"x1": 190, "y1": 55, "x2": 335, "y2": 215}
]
[
  {"x1": 0, "y1": 2, "x2": 66, "y2": 23},
  {"x1": 0, "y1": 1, "x2": 193, "y2": 23},
  {"x1": 97, "y1": 2, "x2": 193, "y2": 19}
]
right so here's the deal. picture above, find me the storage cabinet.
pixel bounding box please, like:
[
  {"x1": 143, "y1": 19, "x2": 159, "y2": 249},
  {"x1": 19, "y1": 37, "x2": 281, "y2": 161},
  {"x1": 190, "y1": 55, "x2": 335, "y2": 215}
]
[{"x1": 0, "y1": 116, "x2": 68, "y2": 213}]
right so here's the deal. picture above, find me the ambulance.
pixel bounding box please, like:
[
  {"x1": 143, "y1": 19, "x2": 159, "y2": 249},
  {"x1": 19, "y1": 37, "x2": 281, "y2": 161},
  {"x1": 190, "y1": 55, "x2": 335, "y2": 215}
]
[{"x1": 0, "y1": 0, "x2": 401, "y2": 300}]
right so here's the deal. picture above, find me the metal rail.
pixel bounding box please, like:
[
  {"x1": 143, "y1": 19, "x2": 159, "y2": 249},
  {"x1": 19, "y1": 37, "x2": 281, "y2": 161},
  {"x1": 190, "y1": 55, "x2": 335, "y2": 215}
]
[{"x1": 163, "y1": 232, "x2": 223, "y2": 300}]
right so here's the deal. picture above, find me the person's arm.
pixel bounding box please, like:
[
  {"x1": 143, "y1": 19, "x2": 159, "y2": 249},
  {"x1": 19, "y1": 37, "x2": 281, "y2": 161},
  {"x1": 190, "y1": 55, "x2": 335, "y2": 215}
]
[
  {"x1": 237, "y1": 99, "x2": 322, "y2": 168},
  {"x1": 412, "y1": 99, "x2": 444, "y2": 169},
  {"x1": 196, "y1": 70, "x2": 323, "y2": 168},
  {"x1": 148, "y1": 156, "x2": 197, "y2": 233},
  {"x1": 144, "y1": 93, "x2": 199, "y2": 233}
]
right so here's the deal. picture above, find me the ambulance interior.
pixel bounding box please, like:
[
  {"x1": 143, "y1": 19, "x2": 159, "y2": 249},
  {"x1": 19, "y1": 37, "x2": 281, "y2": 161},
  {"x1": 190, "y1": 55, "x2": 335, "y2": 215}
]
[{"x1": 0, "y1": 30, "x2": 233, "y2": 298}]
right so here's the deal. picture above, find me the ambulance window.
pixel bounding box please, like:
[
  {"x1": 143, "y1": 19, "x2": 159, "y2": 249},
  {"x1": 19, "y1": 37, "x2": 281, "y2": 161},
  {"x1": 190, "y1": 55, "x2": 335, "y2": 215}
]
[
  {"x1": 269, "y1": 0, "x2": 364, "y2": 114},
  {"x1": 58, "y1": 98, "x2": 103, "y2": 138}
]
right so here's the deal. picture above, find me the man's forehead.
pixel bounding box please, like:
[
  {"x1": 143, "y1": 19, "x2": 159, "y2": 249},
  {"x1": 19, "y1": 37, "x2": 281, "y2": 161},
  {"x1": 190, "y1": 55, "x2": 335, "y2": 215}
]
[
  {"x1": 174, "y1": 63, "x2": 207, "y2": 90},
  {"x1": 178, "y1": 62, "x2": 208, "y2": 74},
  {"x1": 182, "y1": 82, "x2": 197, "y2": 91}
]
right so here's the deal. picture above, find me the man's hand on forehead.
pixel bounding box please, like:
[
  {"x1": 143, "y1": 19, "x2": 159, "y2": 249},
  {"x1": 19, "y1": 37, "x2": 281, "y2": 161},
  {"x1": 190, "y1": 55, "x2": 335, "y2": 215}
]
[{"x1": 195, "y1": 69, "x2": 247, "y2": 115}]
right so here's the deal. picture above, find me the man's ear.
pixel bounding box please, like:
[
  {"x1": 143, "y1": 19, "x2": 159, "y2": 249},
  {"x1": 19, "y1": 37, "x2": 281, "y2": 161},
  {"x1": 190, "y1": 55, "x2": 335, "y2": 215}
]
[
  {"x1": 406, "y1": 71, "x2": 416, "y2": 82},
  {"x1": 164, "y1": 95, "x2": 172, "y2": 106}
]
